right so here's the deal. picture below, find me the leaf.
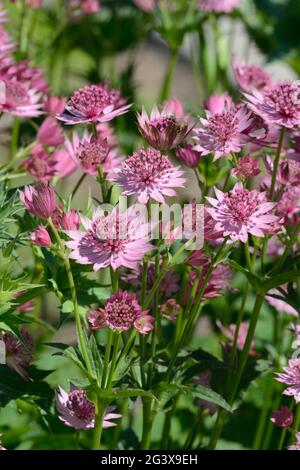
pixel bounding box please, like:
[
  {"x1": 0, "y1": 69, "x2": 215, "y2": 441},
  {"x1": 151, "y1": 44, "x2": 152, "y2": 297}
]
[
  {"x1": 227, "y1": 259, "x2": 262, "y2": 293},
  {"x1": 262, "y1": 270, "x2": 300, "y2": 292},
  {"x1": 97, "y1": 388, "x2": 155, "y2": 400},
  {"x1": 188, "y1": 385, "x2": 232, "y2": 412}
]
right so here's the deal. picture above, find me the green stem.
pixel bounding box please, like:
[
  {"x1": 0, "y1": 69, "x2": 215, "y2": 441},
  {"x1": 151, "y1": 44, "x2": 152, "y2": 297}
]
[
  {"x1": 159, "y1": 48, "x2": 179, "y2": 102},
  {"x1": 101, "y1": 329, "x2": 113, "y2": 388},
  {"x1": 91, "y1": 398, "x2": 106, "y2": 450},
  {"x1": 9, "y1": 118, "x2": 20, "y2": 162},
  {"x1": 269, "y1": 127, "x2": 285, "y2": 200},
  {"x1": 106, "y1": 332, "x2": 121, "y2": 389},
  {"x1": 48, "y1": 219, "x2": 93, "y2": 377},
  {"x1": 140, "y1": 397, "x2": 152, "y2": 450},
  {"x1": 71, "y1": 173, "x2": 86, "y2": 200}
]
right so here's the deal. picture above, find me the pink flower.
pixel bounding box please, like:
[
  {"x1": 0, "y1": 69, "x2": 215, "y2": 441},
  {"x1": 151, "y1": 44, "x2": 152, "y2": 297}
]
[
  {"x1": 0, "y1": 27, "x2": 15, "y2": 57},
  {"x1": 206, "y1": 182, "x2": 278, "y2": 243},
  {"x1": 0, "y1": 77, "x2": 43, "y2": 117},
  {"x1": 53, "y1": 148, "x2": 79, "y2": 178},
  {"x1": 271, "y1": 406, "x2": 294, "y2": 428},
  {"x1": 217, "y1": 320, "x2": 255, "y2": 354},
  {"x1": 44, "y1": 96, "x2": 66, "y2": 115},
  {"x1": 232, "y1": 155, "x2": 261, "y2": 179},
  {"x1": 3, "y1": 328, "x2": 34, "y2": 380},
  {"x1": 30, "y1": 225, "x2": 51, "y2": 247},
  {"x1": 204, "y1": 93, "x2": 233, "y2": 114},
  {"x1": 187, "y1": 262, "x2": 232, "y2": 302},
  {"x1": 137, "y1": 104, "x2": 195, "y2": 150},
  {"x1": 160, "y1": 299, "x2": 181, "y2": 320},
  {"x1": 20, "y1": 183, "x2": 56, "y2": 219},
  {"x1": 133, "y1": 0, "x2": 155, "y2": 12},
  {"x1": 88, "y1": 291, "x2": 153, "y2": 334},
  {"x1": 276, "y1": 358, "x2": 300, "y2": 403},
  {"x1": 57, "y1": 82, "x2": 131, "y2": 125},
  {"x1": 199, "y1": 0, "x2": 240, "y2": 13},
  {"x1": 60, "y1": 210, "x2": 81, "y2": 230},
  {"x1": 232, "y1": 59, "x2": 272, "y2": 93},
  {"x1": 14, "y1": 291, "x2": 34, "y2": 313},
  {"x1": 37, "y1": 116, "x2": 64, "y2": 147},
  {"x1": 276, "y1": 187, "x2": 300, "y2": 225},
  {"x1": 111, "y1": 147, "x2": 185, "y2": 203},
  {"x1": 266, "y1": 288, "x2": 298, "y2": 317},
  {"x1": 164, "y1": 97, "x2": 185, "y2": 118},
  {"x1": 66, "y1": 206, "x2": 153, "y2": 271},
  {"x1": 193, "y1": 106, "x2": 252, "y2": 160},
  {"x1": 265, "y1": 156, "x2": 300, "y2": 187},
  {"x1": 176, "y1": 144, "x2": 202, "y2": 167},
  {"x1": 80, "y1": 0, "x2": 100, "y2": 14},
  {"x1": 56, "y1": 384, "x2": 121, "y2": 430},
  {"x1": 22, "y1": 144, "x2": 57, "y2": 182},
  {"x1": 26, "y1": 0, "x2": 43, "y2": 7},
  {"x1": 245, "y1": 81, "x2": 300, "y2": 129},
  {"x1": 0, "y1": 60, "x2": 48, "y2": 94},
  {"x1": 288, "y1": 432, "x2": 300, "y2": 450}
]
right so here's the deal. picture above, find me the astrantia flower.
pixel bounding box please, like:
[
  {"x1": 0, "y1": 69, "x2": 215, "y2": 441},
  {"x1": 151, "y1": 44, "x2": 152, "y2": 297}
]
[
  {"x1": 199, "y1": 0, "x2": 240, "y2": 13},
  {"x1": 193, "y1": 107, "x2": 252, "y2": 160},
  {"x1": 3, "y1": 328, "x2": 34, "y2": 380},
  {"x1": 288, "y1": 432, "x2": 300, "y2": 451},
  {"x1": 57, "y1": 82, "x2": 131, "y2": 125},
  {"x1": 206, "y1": 182, "x2": 278, "y2": 243},
  {"x1": 276, "y1": 187, "x2": 300, "y2": 225},
  {"x1": 22, "y1": 145, "x2": 57, "y2": 182},
  {"x1": 137, "y1": 104, "x2": 195, "y2": 150},
  {"x1": 66, "y1": 206, "x2": 153, "y2": 271},
  {"x1": 0, "y1": 77, "x2": 43, "y2": 117},
  {"x1": 264, "y1": 156, "x2": 300, "y2": 187},
  {"x1": 111, "y1": 147, "x2": 185, "y2": 203},
  {"x1": 271, "y1": 406, "x2": 294, "y2": 428},
  {"x1": 44, "y1": 96, "x2": 66, "y2": 115},
  {"x1": 88, "y1": 291, "x2": 153, "y2": 334},
  {"x1": 164, "y1": 97, "x2": 185, "y2": 118},
  {"x1": 204, "y1": 93, "x2": 233, "y2": 114},
  {"x1": 217, "y1": 320, "x2": 255, "y2": 354},
  {"x1": 160, "y1": 299, "x2": 181, "y2": 320},
  {"x1": 30, "y1": 225, "x2": 51, "y2": 247},
  {"x1": 176, "y1": 144, "x2": 202, "y2": 168},
  {"x1": 37, "y1": 116, "x2": 64, "y2": 147},
  {"x1": 187, "y1": 262, "x2": 231, "y2": 302},
  {"x1": 266, "y1": 288, "x2": 298, "y2": 317},
  {"x1": 56, "y1": 385, "x2": 121, "y2": 430},
  {"x1": 0, "y1": 60, "x2": 48, "y2": 94},
  {"x1": 0, "y1": 27, "x2": 15, "y2": 57},
  {"x1": 245, "y1": 81, "x2": 300, "y2": 129},
  {"x1": 232, "y1": 155, "x2": 261, "y2": 179},
  {"x1": 276, "y1": 358, "x2": 300, "y2": 403},
  {"x1": 232, "y1": 59, "x2": 272, "y2": 93},
  {"x1": 20, "y1": 183, "x2": 56, "y2": 219},
  {"x1": 60, "y1": 210, "x2": 81, "y2": 230}
]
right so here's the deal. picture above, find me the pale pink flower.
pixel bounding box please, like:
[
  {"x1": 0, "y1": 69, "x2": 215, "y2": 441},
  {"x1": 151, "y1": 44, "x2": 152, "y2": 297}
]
[
  {"x1": 88, "y1": 291, "x2": 153, "y2": 334},
  {"x1": 3, "y1": 328, "x2": 34, "y2": 380},
  {"x1": 164, "y1": 97, "x2": 185, "y2": 118},
  {"x1": 160, "y1": 299, "x2": 181, "y2": 320},
  {"x1": 245, "y1": 81, "x2": 300, "y2": 129},
  {"x1": 206, "y1": 182, "x2": 278, "y2": 243},
  {"x1": 44, "y1": 96, "x2": 66, "y2": 115},
  {"x1": 232, "y1": 155, "x2": 261, "y2": 179},
  {"x1": 288, "y1": 432, "x2": 300, "y2": 450},
  {"x1": 53, "y1": 148, "x2": 79, "y2": 178},
  {"x1": 276, "y1": 358, "x2": 300, "y2": 403},
  {"x1": 37, "y1": 116, "x2": 64, "y2": 147},
  {"x1": 176, "y1": 144, "x2": 202, "y2": 167},
  {"x1": 111, "y1": 147, "x2": 185, "y2": 203},
  {"x1": 22, "y1": 144, "x2": 57, "y2": 182},
  {"x1": 276, "y1": 187, "x2": 300, "y2": 225},
  {"x1": 0, "y1": 27, "x2": 15, "y2": 57},
  {"x1": 96, "y1": 122, "x2": 118, "y2": 148},
  {"x1": 66, "y1": 206, "x2": 153, "y2": 271},
  {"x1": 232, "y1": 59, "x2": 272, "y2": 93},
  {"x1": 60, "y1": 210, "x2": 81, "y2": 230},
  {"x1": 204, "y1": 93, "x2": 233, "y2": 114},
  {"x1": 266, "y1": 288, "x2": 298, "y2": 317},
  {"x1": 187, "y1": 262, "x2": 232, "y2": 302},
  {"x1": 193, "y1": 106, "x2": 252, "y2": 160},
  {"x1": 264, "y1": 156, "x2": 300, "y2": 187},
  {"x1": 217, "y1": 320, "x2": 255, "y2": 354},
  {"x1": 57, "y1": 82, "x2": 131, "y2": 125},
  {"x1": 0, "y1": 60, "x2": 48, "y2": 94},
  {"x1": 271, "y1": 406, "x2": 293, "y2": 428},
  {"x1": 0, "y1": 77, "x2": 43, "y2": 117},
  {"x1": 20, "y1": 183, "x2": 56, "y2": 219},
  {"x1": 56, "y1": 384, "x2": 121, "y2": 430},
  {"x1": 137, "y1": 104, "x2": 195, "y2": 150},
  {"x1": 199, "y1": 0, "x2": 240, "y2": 13},
  {"x1": 30, "y1": 225, "x2": 51, "y2": 247}
]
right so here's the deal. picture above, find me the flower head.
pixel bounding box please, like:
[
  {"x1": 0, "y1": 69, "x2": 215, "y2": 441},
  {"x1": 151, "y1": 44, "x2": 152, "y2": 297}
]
[
  {"x1": 232, "y1": 60, "x2": 272, "y2": 93},
  {"x1": 111, "y1": 147, "x2": 185, "y2": 203},
  {"x1": 199, "y1": 0, "x2": 240, "y2": 13},
  {"x1": 245, "y1": 81, "x2": 300, "y2": 129},
  {"x1": 176, "y1": 144, "x2": 202, "y2": 167},
  {"x1": 44, "y1": 96, "x2": 66, "y2": 115},
  {"x1": 160, "y1": 299, "x2": 181, "y2": 320},
  {"x1": 276, "y1": 358, "x2": 300, "y2": 403},
  {"x1": 0, "y1": 77, "x2": 43, "y2": 117},
  {"x1": 193, "y1": 106, "x2": 252, "y2": 160},
  {"x1": 30, "y1": 225, "x2": 51, "y2": 247},
  {"x1": 232, "y1": 155, "x2": 261, "y2": 179},
  {"x1": 271, "y1": 406, "x2": 294, "y2": 428},
  {"x1": 204, "y1": 93, "x2": 233, "y2": 114},
  {"x1": 20, "y1": 183, "x2": 56, "y2": 219},
  {"x1": 60, "y1": 210, "x2": 81, "y2": 230},
  {"x1": 66, "y1": 206, "x2": 153, "y2": 271},
  {"x1": 206, "y1": 182, "x2": 278, "y2": 243},
  {"x1": 57, "y1": 82, "x2": 131, "y2": 125},
  {"x1": 288, "y1": 432, "x2": 300, "y2": 451},
  {"x1": 37, "y1": 116, "x2": 64, "y2": 147},
  {"x1": 137, "y1": 104, "x2": 195, "y2": 150},
  {"x1": 266, "y1": 288, "x2": 298, "y2": 317},
  {"x1": 22, "y1": 144, "x2": 58, "y2": 182}
]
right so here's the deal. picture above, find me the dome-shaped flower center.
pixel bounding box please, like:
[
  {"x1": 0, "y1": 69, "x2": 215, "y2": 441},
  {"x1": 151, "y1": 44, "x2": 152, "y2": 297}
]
[
  {"x1": 148, "y1": 116, "x2": 182, "y2": 133},
  {"x1": 78, "y1": 140, "x2": 108, "y2": 169},
  {"x1": 105, "y1": 299, "x2": 139, "y2": 329},
  {"x1": 67, "y1": 390, "x2": 95, "y2": 421},
  {"x1": 224, "y1": 189, "x2": 260, "y2": 222},
  {"x1": 239, "y1": 65, "x2": 270, "y2": 90},
  {"x1": 208, "y1": 111, "x2": 238, "y2": 141},
  {"x1": 125, "y1": 148, "x2": 172, "y2": 184},
  {"x1": 90, "y1": 213, "x2": 130, "y2": 253},
  {"x1": 70, "y1": 84, "x2": 121, "y2": 118},
  {"x1": 265, "y1": 83, "x2": 300, "y2": 117}
]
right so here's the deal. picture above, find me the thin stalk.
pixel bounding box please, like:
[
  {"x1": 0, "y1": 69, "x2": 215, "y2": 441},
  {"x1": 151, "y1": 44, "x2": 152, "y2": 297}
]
[
  {"x1": 106, "y1": 332, "x2": 121, "y2": 389},
  {"x1": 140, "y1": 397, "x2": 152, "y2": 450},
  {"x1": 101, "y1": 329, "x2": 113, "y2": 388},
  {"x1": 159, "y1": 48, "x2": 179, "y2": 102},
  {"x1": 269, "y1": 127, "x2": 286, "y2": 200},
  {"x1": 9, "y1": 118, "x2": 20, "y2": 162},
  {"x1": 91, "y1": 398, "x2": 106, "y2": 450}
]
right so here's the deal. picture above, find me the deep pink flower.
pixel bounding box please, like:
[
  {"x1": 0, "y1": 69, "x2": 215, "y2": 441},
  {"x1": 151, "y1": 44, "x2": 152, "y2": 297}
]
[
  {"x1": 44, "y1": 96, "x2": 66, "y2": 115},
  {"x1": 206, "y1": 182, "x2": 278, "y2": 243},
  {"x1": 204, "y1": 93, "x2": 233, "y2": 114},
  {"x1": 30, "y1": 225, "x2": 51, "y2": 247},
  {"x1": 56, "y1": 384, "x2": 121, "y2": 430},
  {"x1": 57, "y1": 82, "x2": 131, "y2": 125},
  {"x1": 160, "y1": 299, "x2": 181, "y2": 320},
  {"x1": 133, "y1": 0, "x2": 155, "y2": 12},
  {"x1": 137, "y1": 104, "x2": 195, "y2": 150},
  {"x1": 3, "y1": 328, "x2": 34, "y2": 380},
  {"x1": 271, "y1": 406, "x2": 294, "y2": 428},
  {"x1": 232, "y1": 155, "x2": 261, "y2": 179},
  {"x1": 66, "y1": 206, "x2": 153, "y2": 271},
  {"x1": 111, "y1": 147, "x2": 185, "y2": 203},
  {"x1": 88, "y1": 291, "x2": 153, "y2": 334},
  {"x1": 193, "y1": 106, "x2": 252, "y2": 160},
  {"x1": 276, "y1": 358, "x2": 300, "y2": 402},
  {"x1": 245, "y1": 81, "x2": 300, "y2": 129},
  {"x1": 20, "y1": 183, "x2": 56, "y2": 219},
  {"x1": 199, "y1": 0, "x2": 240, "y2": 13},
  {"x1": 22, "y1": 144, "x2": 57, "y2": 182},
  {"x1": 37, "y1": 116, "x2": 64, "y2": 147},
  {"x1": 288, "y1": 432, "x2": 300, "y2": 451},
  {"x1": 232, "y1": 59, "x2": 272, "y2": 93},
  {"x1": 60, "y1": 210, "x2": 81, "y2": 230},
  {"x1": 80, "y1": 0, "x2": 100, "y2": 14},
  {"x1": 266, "y1": 288, "x2": 298, "y2": 317},
  {"x1": 176, "y1": 144, "x2": 202, "y2": 167}
]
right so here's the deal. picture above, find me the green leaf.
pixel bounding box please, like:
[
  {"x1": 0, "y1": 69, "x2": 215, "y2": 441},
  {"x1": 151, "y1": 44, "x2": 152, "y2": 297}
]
[
  {"x1": 262, "y1": 270, "x2": 300, "y2": 292},
  {"x1": 227, "y1": 259, "x2": 262, "y2": 293}
]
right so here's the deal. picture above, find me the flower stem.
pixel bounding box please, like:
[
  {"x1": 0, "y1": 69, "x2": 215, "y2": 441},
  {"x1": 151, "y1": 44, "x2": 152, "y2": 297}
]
[
  {"x1": 159, "y1": 48, "x2": 179, "y2": 102},
  {"x1": 106, "y1": 332, "x2": 121, "y2": 389},
  {"x1": 269, "y1": 127, "x2": 285, "y2": 200},
  {"x1": 48, "y1": 218, "x2": 94, "y2": 377},
  {"x1": 140, "y1": 397, "x2": 152, "y2": 450},
  {"x1": 91, "y1": 397, "x2": 106, "y2": 450}
]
